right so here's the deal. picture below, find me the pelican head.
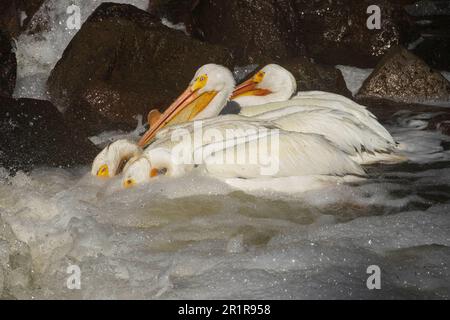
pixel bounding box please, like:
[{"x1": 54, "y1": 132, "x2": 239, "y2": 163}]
[
  {"x1": 122, "y1": 148, "x2": 191, "y2": 188},
  {"x1": 231, "y1": 64, "x2": 297, "y2": 107},
  {"x1": 138, "y1": 64, "x2": 235, "y2": 147},
  {"x1": 91, "y1": 139, "x2": 142, "y2": 178}
]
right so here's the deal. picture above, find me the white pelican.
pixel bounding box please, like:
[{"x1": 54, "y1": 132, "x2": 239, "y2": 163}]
[
  {"x1": 92, "y1": 63, "x2": 401, "y2": 179},
  {"x1": 91, "y1": 139, "x2": 142, "y2": 178},
  {"x1": 120, "y1": 64, "x2": 365, "y2": 188},
  {"x1": 138, "y1": 64, "x2": 236, "y2": 147},
  {"x1": 122, "y1": 127, "x2": 365, "y2": 189},
  {"x1": 231, "y1": 64, "x2": 297, "y2": 106},
  {"x1": 92, "y1": 64, "x2": 235, "y2": 178},
  {"x1": 231, "y1": 64, "x2": 403, "y2": 163}
]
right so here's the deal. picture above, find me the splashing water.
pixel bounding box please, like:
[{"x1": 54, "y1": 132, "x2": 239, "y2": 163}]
[{"x1": 1, "y1": 110, "x2": 450, "y2": 299}]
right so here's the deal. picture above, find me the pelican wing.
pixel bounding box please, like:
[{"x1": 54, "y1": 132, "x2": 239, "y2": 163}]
[
  {"x1": 254, "y1": 106, "x2": 394, "y2": 156},
  {"x1": 239, "y1": 93, "x2": 395, "y2": 146},
  {"x1": 202, "y1": 131, "x2": 365, "y2": 179}
]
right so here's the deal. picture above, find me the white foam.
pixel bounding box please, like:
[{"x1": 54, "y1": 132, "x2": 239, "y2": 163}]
[
  {"x1": 1, "y1": 108, "x2": 450, "y2": 298},
  {"x1": 335, "y1": 65, "x2": 373, "y2": 96},
  {"x1": 161, "y1": 18, "x2": 187, "y2": 35}
]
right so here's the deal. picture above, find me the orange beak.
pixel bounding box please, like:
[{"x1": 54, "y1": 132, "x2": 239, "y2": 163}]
[
  {"x1": 138, "y1": 87, "x2": 198, "y2": 147},
  {"x1": 231, "y1": 78, "x2": 272, "y2": 100},
  {"x1": 138, "y1": 87, "x2": 218, "y2": 147}
]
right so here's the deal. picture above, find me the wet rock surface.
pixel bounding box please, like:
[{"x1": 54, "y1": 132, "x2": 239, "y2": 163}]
[
  {"x1": 284, "y1": 57, "x2": 352, "y2": 97},
  {"x1": 293, "y1": 0, "x2": 415, "y2": 68},
  {"x1": 357, "y1": 96, "x2": 450, "y2": 136},
  {"x1": 47, "y1": 3, "x2": 234, "y2": 134},
  {"x1": 0, "y1": 30, "x2": 16, "y2": 98},
  {"x1": 191, "y1": 0, "x2": 303, "y2": 64},
  {"x1": 0, "y1": 96, "x2": 99, "y2": 172},
  {"x1": 356, "y1": 46, "x2": 450, "y2": 104},
  {"x1": 406, "y1": 1, "x2": 450, "y2": 71},
  {"x1": 427, "y1": 113, "x2": 450, "y2": 136},
  {"x1": 190, "y1": 0, "x2": 420, "y2": 68},
  {"x1": 148, "y1": 0, "x2": 198, "y2": 34}
]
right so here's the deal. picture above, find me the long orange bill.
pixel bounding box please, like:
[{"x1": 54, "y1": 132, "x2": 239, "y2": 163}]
[
  {"x1": 231, "y1": 78, "x2": 258, "y2": 99},
  {"x1": 231, "y1": 78, "x2": 272, "y2": 100},
  {"x1": 147, "y1": 109, "x2": 162, "y2": 128},
  {"x1": 138, "y1": 87, "x2": 199, "y2": 147}
]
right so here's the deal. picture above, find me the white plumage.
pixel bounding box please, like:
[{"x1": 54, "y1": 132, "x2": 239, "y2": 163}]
[
  {"x1": 122, "y1": 122, "x2": 365, "y2": 188},
  {"x1": 252, "y1": 106, "x2": 399, "y2": 164},
  {"x1": 93, "y1": 64, "x2": 403, "y2": 191},
  {"x1": 232, "y1": 65, "x2": 403, "y2": 164}
]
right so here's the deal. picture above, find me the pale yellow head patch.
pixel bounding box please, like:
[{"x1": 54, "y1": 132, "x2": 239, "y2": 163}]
[
  {"x1": 253, "y1": 71, "x2": 266, "y2": 83},
  {"x1": 97, "y1": 164, "x2": 109, "y2": 178},
  {"x1": 191, "y1": 74, "x2": 208, "y2": 91},
  {"x1": 123, "y1": 178, "x2": 136, "y2": 189}
]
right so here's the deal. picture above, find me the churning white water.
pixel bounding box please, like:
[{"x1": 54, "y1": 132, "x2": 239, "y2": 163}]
[
  {"x1": 2, "y1": 1, "x2": 449, "y2": 300},
  {"x1": 1, "y1": 111, "x2": 449, "y2": 299}
]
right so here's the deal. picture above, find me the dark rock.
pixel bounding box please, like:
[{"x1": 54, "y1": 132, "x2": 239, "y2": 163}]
[
  {"x1": 0, "y1": 96, "x2": 99, "y2": 173},
  {"x1": 294, "y1": 0, "x2": 415, "y2": 68},
  {"x1": 356, "y1": 96, "x2": 450, "y2": 123},
  {"x1": 436, "y1": 121, "x2": 450, "y2": 136},
  {"x1": 413, "y1": 38, "x2": 450, "y2": 72},
  {"x1": 62, "y1": 81, "x2": 147, "y2": 136},
  {"x1": 0, "y1": 30, "x2": 16, "y2": 97},
  {"x1": 408, "y1": 9, "x2": 450, "y2": 71},
  {"x1": 426, "y1": 112, "x2": 450, "y2": 136},
  {"x1": 47, "y1": 3, "x2": 234, "y2": 134},
  {"x1": 191, "y1": 0, "x2": 304, "y2": 64},
  {"x1": 357, "y1": 95, "x2": 450, "y2": 136},
  {"x1": 148, "y1": 0, "x2": 199, "y2": 34},
  {"x1": 0, "y1": 0, "x2": 45, "y2": 37},
  {"x1": 283, "y1": 57, "x2": 352, "y2": 97},
  {"x1": 356, "y1": 46, "x2": 450, "y2": 104}
]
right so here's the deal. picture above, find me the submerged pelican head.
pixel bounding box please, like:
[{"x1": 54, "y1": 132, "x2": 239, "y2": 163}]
[
  {"x1": 138, "y1": 64, "x2": 235, "y2": 147},
  {"x1": 122, "y1": 148, "x2": 190, "y2": 188},
  {"x1": 231, "y1": 64, "x2": 297, "y2": 107},
  {"x1": 91, "y1": 139, "x2": 142, "y2": 178}
]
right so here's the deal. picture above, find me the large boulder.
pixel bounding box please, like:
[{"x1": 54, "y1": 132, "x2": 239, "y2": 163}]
[
  {"x1": 191, "y1": 0, "x2": 303, "y2": 64},
  {"x1": 0, "y1": 96, "x2": 99, "y2": 172},
  {"x1": 356, "y1": 46, "x2": 450, "y2": 103},
  {"x1": 148, "y1": 0, "x2": 198, "y2": 34},
  {"x1": 0, "y1": 30, "x2": 16, "y2": 97},
  {"x1": 283, "y1": 57, "x2": 351, "y2": 97},
  {"x1": 294, "y1": 0, "x2": 415, "y2": 68},
  {"x1": 191, "y1": 0, "x2": 416, "y2": 68},
  {"x1": 47, "y1": 3, "x2": 234, "y2": 134}
]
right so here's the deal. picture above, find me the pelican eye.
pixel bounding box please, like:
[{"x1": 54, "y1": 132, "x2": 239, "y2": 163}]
[
  {"x1": 123, "y1": 178, "x2": 136, "y2": 188},
  {"x1": 150, "y1": 167, "x2": 168, "y2": 178},
  {"x1": 97, "y1": 164, "x2": 109, "y2": 178},
  {"x1": 192, "y1": 74, "x2": 208, "y2": 91},
  {"x1": 253, "y1": 71, "x2": 266, "y2": 83}
]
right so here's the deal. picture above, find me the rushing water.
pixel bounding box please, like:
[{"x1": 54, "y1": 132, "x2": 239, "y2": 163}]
[
  {"x1": 1, "y1": 0, "x2": 449, "y2": 300},
  {"x1": 1, "y1": 111, "x2": 449, "y2": 299}
]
